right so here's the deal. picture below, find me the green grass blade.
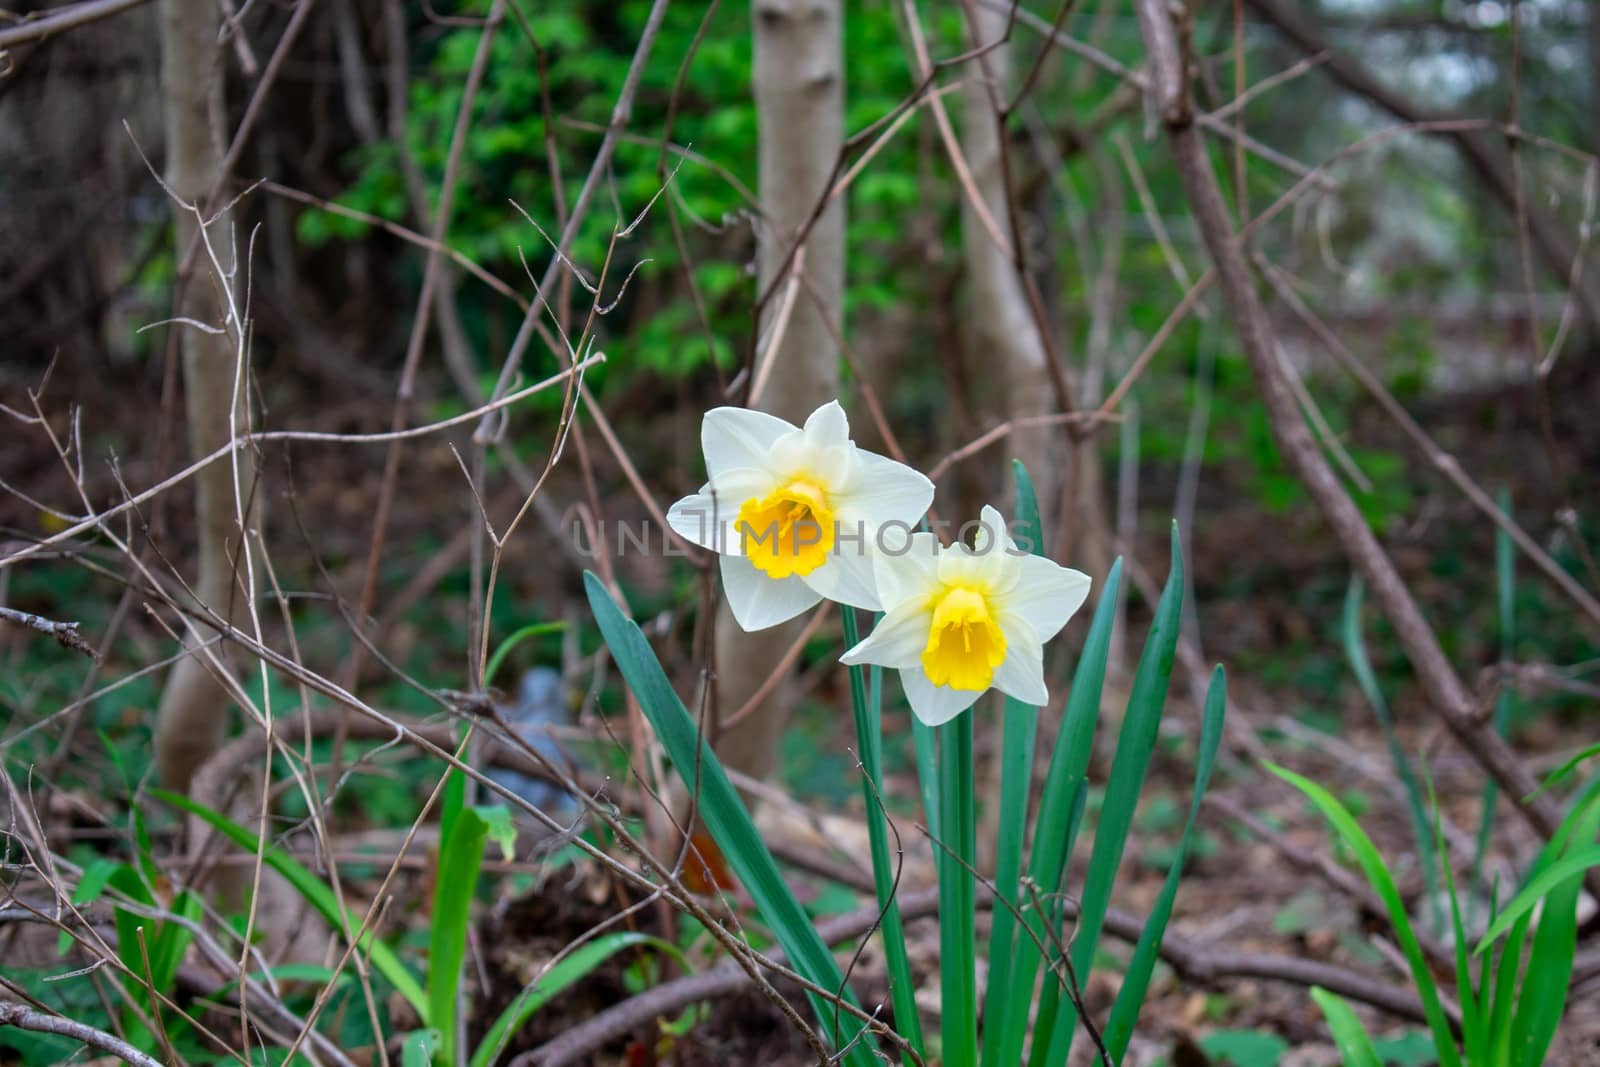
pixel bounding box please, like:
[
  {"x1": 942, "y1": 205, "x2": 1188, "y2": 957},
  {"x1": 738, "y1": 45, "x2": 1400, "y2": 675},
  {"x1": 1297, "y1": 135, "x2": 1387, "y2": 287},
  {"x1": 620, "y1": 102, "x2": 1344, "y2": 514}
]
[
  {"x1": 1265, "y1": 766, "x2": 1461, "y2": 1067},
  {"x1": 1505, "y1": 787, "x2": 1600, "y2": 1066},
  {"x1": 1343, "y1": 576, "x2": 1442, "y2": 934},
  {"x1": 1495, "y1": 487, "x2": 1516, "y2": 658},
  {"x1": 583, "y1": 573, "x2": 872, "y2": 1066},
  {"x1": 1472, "y1": 487, "x2": 1518, "y2": 922},
  {"x1": 60, "y1": 859, "x2": 120, "y2": 955},
  {"x1": 1475, "y1": 846, "x2": 1600, "y2": 951},
  {"x1": 151, "y1": 787, "x2": 428, "y2": 1018},
  {"x1": 430, "y1": 806, "x2": 490, "y2": 1065},
  {"x1": 935, "y1": 714, "x2": 978, "y2": 1067},
  {"x1": 1039, "y1": 524, "x2": 1186, "y2": 1067},
  {"x1": 978, "y1": 695, "x2": 1038, "y2": 1060},
  {"x1": 105, "y1": 863, "x2": 163, "y2": 1041},
  {"x1": 997, "y1": 558, "x2": 1122, "y2": 1067},
  {"x1": 469, "y1": 932, "x2": 681, "y2": 1067},
  {"x1": 1537, "y1": 741, "x2": 1600, "y2": 790},
  {"x1": 1487, "y1": 903, "x2": 1530, "y2": 1066},
  {"x1": 1102, "y1": 664, "x2": 1227, "y2": 1062},
  {"x1": 979, "y1": 461, "x2": 1046, "y2": 1067},
  {"x1": 105, "y1": 863, "x2": 152, "y2": 965},
  {"x1": 148, "y1": 888, "x2": 201, "y2": 997},
  {"x1": 914, "y1": 716, "x2": 939, "y2": 843},
  {"x1": 1427, "y1": 774, "x2": 1485, "y2": 1062},
  {"x1": 1008, "y1": 460, "x2": 1044, "y2": 558},
  {"x1": 1311, "y1": 988, "x2": 1385, "y2": 1067},
  {"x1": 484, "y1": 621, "x2": 569, "y2": 690},
  {"x1": 842, "y1": 606, "x2": 924, "y2": 1061}
]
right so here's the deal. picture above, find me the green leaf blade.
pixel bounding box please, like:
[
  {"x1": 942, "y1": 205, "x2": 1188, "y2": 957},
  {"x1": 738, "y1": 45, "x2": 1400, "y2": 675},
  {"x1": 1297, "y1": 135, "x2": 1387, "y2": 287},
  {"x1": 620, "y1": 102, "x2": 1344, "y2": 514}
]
[
  {"x1": 1040, "y1": 524, "x2": 1186, "y2": 1067},
  {"x1": 1102, "y1": 665, "x2": 1227, "y2": 1062},
  {"x1": 1311, "y1": 987, "x2": 1385, "y2": 1067},
  {"x1": 583, "y1": 572, "x2": 873, "y2": 1066}
]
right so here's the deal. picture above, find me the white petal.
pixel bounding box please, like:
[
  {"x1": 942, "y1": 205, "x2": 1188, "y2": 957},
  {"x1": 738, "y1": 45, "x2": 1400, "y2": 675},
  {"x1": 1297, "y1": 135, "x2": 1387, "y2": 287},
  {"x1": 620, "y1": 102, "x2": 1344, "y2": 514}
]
[
  {"x1": 938, "y1": 506, "x2": 1023, "y2": 592},
  {"x1": 978, "y1": 504, "x2": 1020, "y2": 557},
  {"x1": 975, "y1": 503, "x2": 1025, "y2": 593},
  {"x1": 719, "y1": 553, "x2": 822, "y2": 631},
  {"x1": 992, "y1": 625, "x2": 1049, "y2": 706},
  {"x1": 841, "y1": 601, "x2": 930, "y2": 669},
  {"x1": 702, "y1": 407, "x2": 795, "y2": 480},
  {"x1": 667, "y1": 490, "x2": 736, "y2": 552},
  {"x1": 899, "y1": 668, "x2": 984, "y2": 726},
  {"x1": 664, "y1": 469, "x2": 772, "y2": 554},
  {"x1": 800, "y1": 545, "x2": 881, "y2": 611},
  {"x1": 1001, "y1": 558, "x2": 1092, "y2": 642},
  {"x1": 869, "y1": 532, "x2": 943, "y2": 610},
  {"x1": 835, "y1": 450, "x2": 934, "y2": 530},
  {"x1": 803, "y1": 400, "x2": 850, "y2": 451},
  {"x1": 764, "y1": 426, "x2": 852, "y2": 488}
]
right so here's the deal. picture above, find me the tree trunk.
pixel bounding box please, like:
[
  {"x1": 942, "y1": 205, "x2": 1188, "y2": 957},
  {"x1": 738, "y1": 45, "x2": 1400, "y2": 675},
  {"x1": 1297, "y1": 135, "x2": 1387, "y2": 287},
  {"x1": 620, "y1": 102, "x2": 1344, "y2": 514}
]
[
  {"x1": 153, "y1": 0, "x2": 253, "y2": 792},
  {"x1": 958, "y1": 4, "x2": 1057, "y2": 524},
  {"x1": 714, "y1": 0, "x2": 844, "y2": 780},
  {"x1": 957, "y1": 8, "x2": 1112, "y2": 577}
]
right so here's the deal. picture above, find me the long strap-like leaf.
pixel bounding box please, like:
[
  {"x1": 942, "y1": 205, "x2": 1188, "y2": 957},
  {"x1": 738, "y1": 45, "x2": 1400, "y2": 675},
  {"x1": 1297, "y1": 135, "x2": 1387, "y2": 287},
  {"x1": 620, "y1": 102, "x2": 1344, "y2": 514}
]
[
  {"x1": 1102, "y1": 665, "x2": 1227, "y2": 1061},
  {"x1": 989, "y1": 557, "x2": 1122, "y2": 1067},
  {"x1": 1038, "y1": 523, "x2": 1186, "y2": 1067},
  {"x1": 584, "y1": 573, "x2": 874, "y2": 1066}
]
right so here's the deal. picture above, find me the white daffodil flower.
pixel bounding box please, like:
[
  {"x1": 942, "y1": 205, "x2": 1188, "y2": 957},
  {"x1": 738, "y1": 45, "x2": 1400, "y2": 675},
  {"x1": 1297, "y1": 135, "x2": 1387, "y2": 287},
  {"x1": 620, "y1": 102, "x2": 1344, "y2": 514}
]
[
  {"x1": 666, "y1": 401, "x2": 934, "y2": 631},
  {"x1": 841, "y1": 505, "x2": 1091, "y2": 726}
]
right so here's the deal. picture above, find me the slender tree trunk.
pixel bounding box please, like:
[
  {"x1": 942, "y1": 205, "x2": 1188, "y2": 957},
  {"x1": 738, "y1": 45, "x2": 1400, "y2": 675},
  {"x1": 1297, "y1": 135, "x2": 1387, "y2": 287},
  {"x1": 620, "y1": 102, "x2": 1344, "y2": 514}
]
[
  {"x1": 957, "y1": 11, "x2": 1114, "y2": 862},
  {"x1": 153, "y1": 0, "x2": 255, "y2": 792},
  {"x1": 714, "y1": 0, "x2": 844, "y2": 780},
  {"x1": 958, "y1": 5, "x2": 1057, "y2": 524},
  {"x1": 958, "y1": 8, "x2": 1112, "y2": 577}
]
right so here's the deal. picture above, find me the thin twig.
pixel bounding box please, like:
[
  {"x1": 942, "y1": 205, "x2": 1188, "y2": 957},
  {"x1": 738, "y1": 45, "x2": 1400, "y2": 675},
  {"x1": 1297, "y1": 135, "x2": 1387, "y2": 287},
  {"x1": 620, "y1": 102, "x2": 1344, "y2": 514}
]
[
  {"x1": 0, "y1": 606, "x2": 99, "y2": 660},
  {"x1": 0, "y1": 0, "x2": 150, "y2": 49},
  {"x1": 1130, "y1": 0, "x2": 1562, "y2": 842},
  {"x1": 0, "y1": 999, "x2": 164, "y2": 1067}
]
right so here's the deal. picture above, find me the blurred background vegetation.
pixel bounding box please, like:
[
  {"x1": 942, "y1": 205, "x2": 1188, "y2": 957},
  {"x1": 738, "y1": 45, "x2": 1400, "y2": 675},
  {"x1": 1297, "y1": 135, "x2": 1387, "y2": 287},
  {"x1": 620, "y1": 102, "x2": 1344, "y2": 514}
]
[{"x1": 2, "y1": 0, "x2": 1599, "y2": 1062}]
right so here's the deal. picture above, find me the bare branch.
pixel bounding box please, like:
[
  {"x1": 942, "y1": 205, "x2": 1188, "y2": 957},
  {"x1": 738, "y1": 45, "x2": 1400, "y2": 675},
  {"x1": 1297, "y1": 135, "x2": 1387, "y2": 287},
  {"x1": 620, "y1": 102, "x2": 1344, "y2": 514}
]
[
  {"x1": 1242, "y1": 0, "x2": 1600, "y2": 332},
  {"x1": 0, "y1": 607, "x2": 100, "y2": 660},
  {"x1": 0, "y1": 0, "x2": 150, "y2": 50},
  {"x1": 0, "y1": 999, "x2": 164, "y2": 1067},
  {"x1": 1130, "y1": 0, "x2": 1563, "y2": 840}
]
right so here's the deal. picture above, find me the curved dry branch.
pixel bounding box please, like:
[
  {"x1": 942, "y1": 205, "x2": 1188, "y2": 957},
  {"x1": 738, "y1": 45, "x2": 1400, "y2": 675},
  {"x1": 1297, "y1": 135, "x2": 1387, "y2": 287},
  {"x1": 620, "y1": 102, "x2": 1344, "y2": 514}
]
[
  {"x1": 1128, "y1": 0, "x2": 1562, "y2": 844},
  {"x1": 0, "y1": 0, "x2": 150, "y2": 49},
  {"x1": 0, "y1": 999, "x2": 164, "y2": 1067}
]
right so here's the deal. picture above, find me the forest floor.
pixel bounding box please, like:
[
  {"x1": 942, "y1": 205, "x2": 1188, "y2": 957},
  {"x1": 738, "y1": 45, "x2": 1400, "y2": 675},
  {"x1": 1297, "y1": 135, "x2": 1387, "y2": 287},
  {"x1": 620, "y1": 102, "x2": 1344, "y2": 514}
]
[{"x1": 2, "y1": 355, "x2": 1598, "y2": 1066}]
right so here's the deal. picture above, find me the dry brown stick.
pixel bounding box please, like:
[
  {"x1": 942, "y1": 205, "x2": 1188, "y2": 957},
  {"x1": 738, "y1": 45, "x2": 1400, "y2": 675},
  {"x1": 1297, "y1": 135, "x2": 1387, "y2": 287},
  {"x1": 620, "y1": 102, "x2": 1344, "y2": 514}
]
[
  {"x1": 260, "y1": 183, "x2": 530, "y2": 311},
  {"x1": 348, "y1": 0, "x2": 509, "y2": 690},
  {"x1": 188, "y1": 705, "x2": 859, "y2": 889},
  {"x1": 0, "y1": 606, "x2": 98, "y2": 660},
  {"x1": 0, "y1": 999, "x2": 163, "y2": 1067},
  {"x1": 477, "y1": 0, "x2": 672, "y2": 435},
  {"x1": 1129, "y1": 0, "x2": 1562, "y2": 840},
  {"x1": 0, "y1": 0, "x2": 149, "y2": 49},
  {"x1": 925, "y1": 411, "x2": 1117, "y2": 484},
  {"x1": 0, "y1": 360, "x2": 597, "y2": 575}
]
